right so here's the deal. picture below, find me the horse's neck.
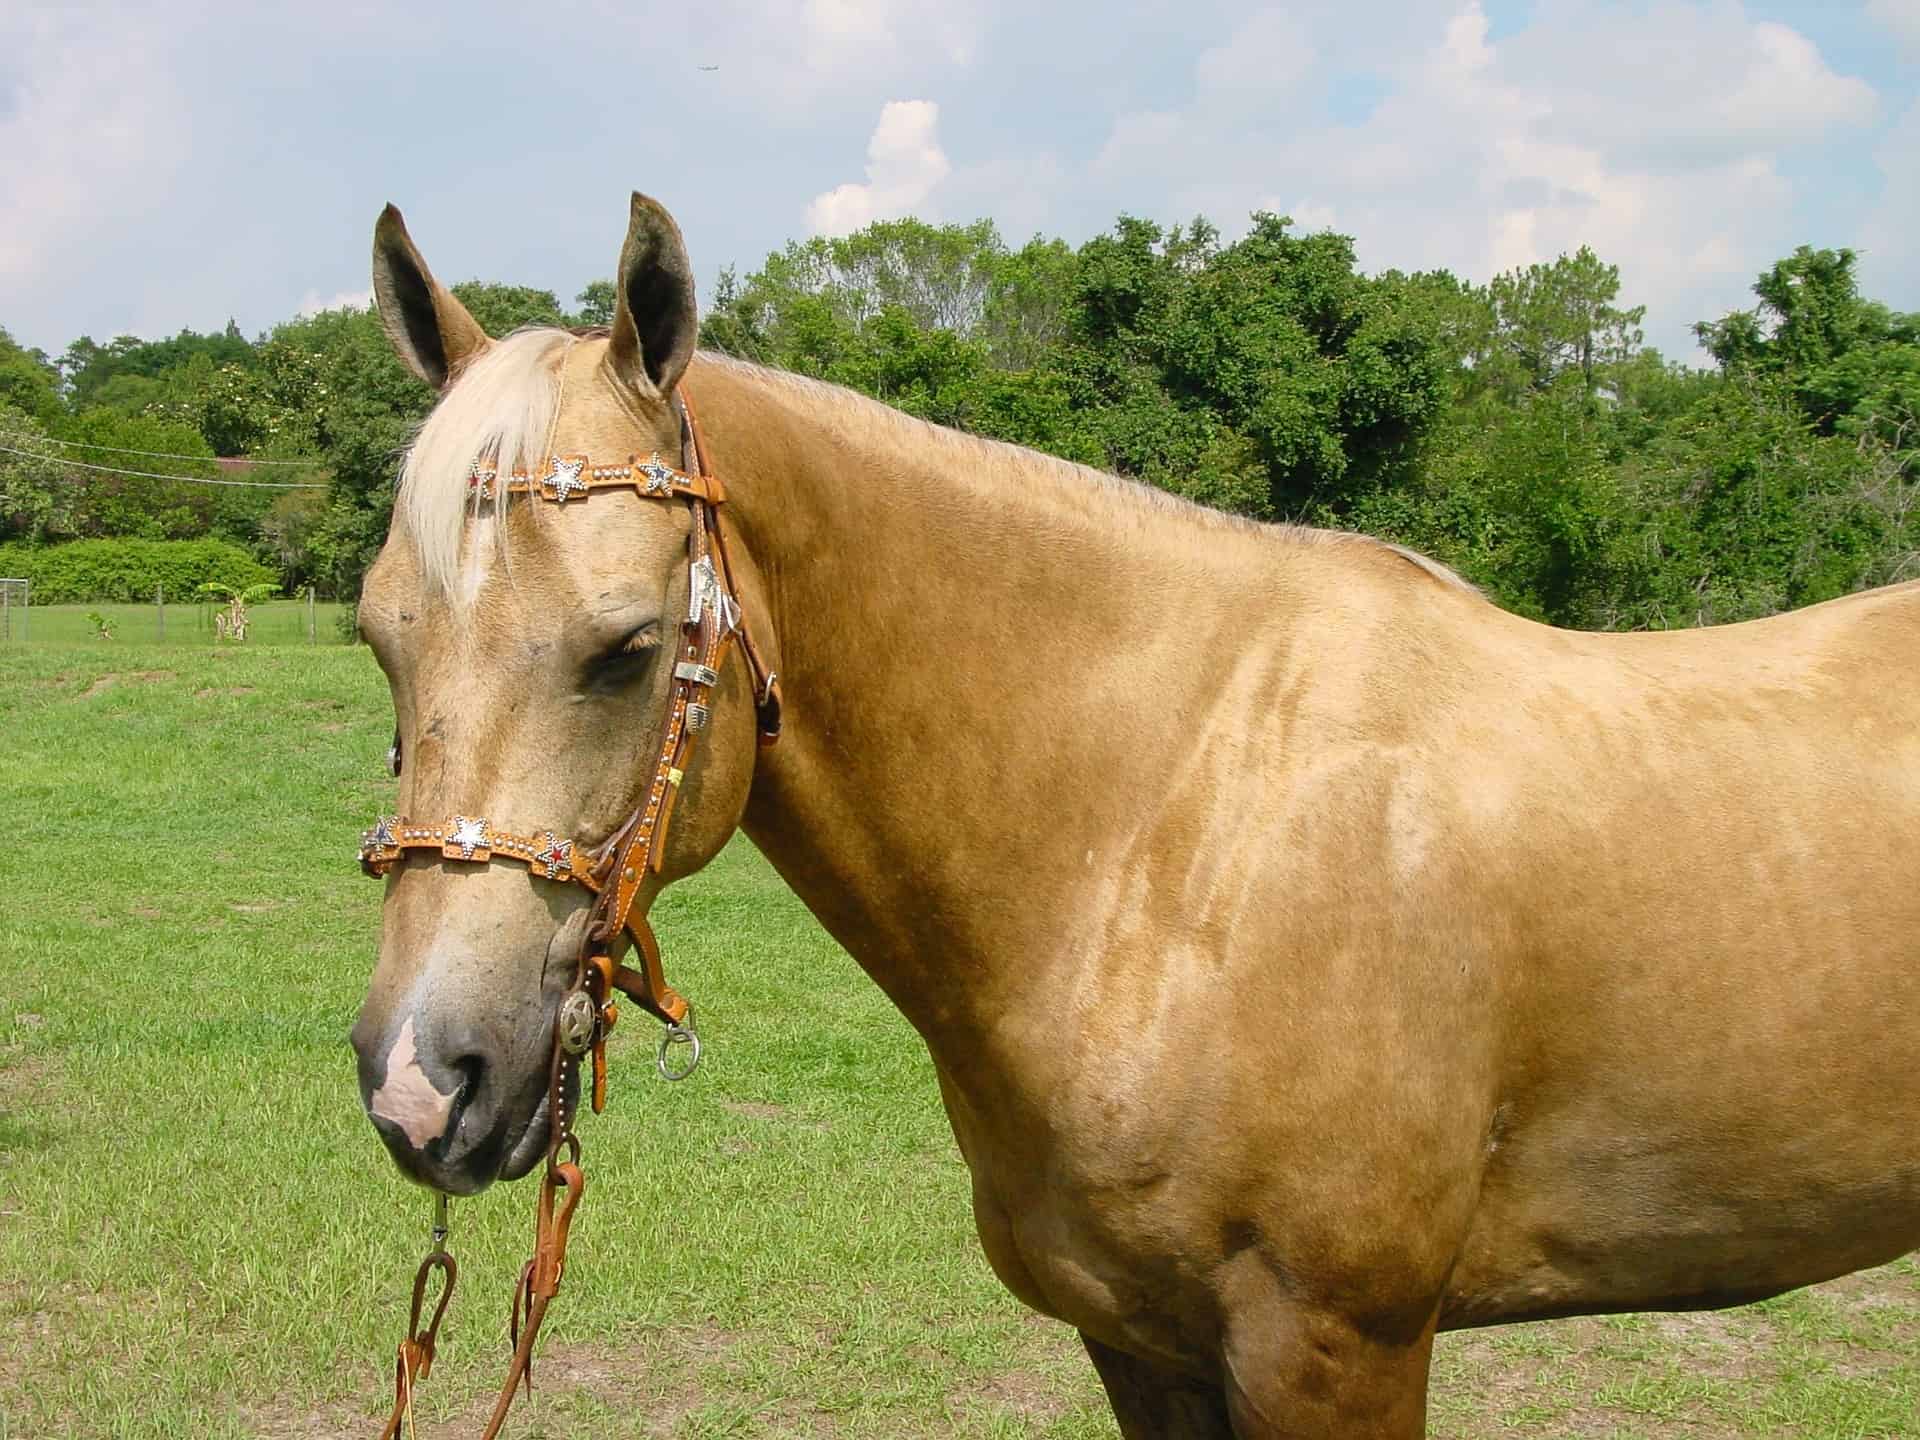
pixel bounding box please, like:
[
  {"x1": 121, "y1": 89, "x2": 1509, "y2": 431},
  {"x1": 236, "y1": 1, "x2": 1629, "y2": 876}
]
[{"x1": 693, "y1": 358, "x2": 1313, "y2": 1050}]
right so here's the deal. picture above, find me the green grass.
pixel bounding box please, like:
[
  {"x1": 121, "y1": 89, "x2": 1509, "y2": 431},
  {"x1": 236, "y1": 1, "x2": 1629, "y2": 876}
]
[
  {"x1": 1, "y1": 647, "x2": 1916, "y2": 1438},
  {"x1": 1, "y1": 599, "x2": 348, "y2": 646}
]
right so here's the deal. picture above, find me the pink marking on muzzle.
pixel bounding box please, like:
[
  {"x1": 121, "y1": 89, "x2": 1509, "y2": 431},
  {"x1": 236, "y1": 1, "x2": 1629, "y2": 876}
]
[{"x1": 368, "y1": 1016, "x2": 457, "y2": 1149}]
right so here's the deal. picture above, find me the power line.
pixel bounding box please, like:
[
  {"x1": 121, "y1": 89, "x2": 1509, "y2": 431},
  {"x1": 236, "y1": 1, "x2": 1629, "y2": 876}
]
[
  {"x1": 0, "y1": 442, "x2": 328, "y2": 489},
  {"x1": 30, "y1": 434, "x2": 327, "y2": 467}
]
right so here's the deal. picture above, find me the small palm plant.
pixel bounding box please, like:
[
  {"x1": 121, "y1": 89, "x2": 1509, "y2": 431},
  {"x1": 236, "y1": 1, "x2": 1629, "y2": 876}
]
[
  {"x1": 197, "y1": 582, "x2": 279, "y2": 642},
  {"x1": 85, "y1": 610, "x2": 115, "y2": 640}
]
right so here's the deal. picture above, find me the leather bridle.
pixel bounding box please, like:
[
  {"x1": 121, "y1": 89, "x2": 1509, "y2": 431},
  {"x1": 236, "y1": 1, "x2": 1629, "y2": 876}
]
[{"x1": 364, "y1": 392, "x2": 780, "y2": 1438}]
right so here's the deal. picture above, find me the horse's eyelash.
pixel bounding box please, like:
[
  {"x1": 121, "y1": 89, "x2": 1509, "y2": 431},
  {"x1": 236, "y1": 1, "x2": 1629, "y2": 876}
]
[{"x1": 618, "y1": 628, "x2": 661, "y2": 655}]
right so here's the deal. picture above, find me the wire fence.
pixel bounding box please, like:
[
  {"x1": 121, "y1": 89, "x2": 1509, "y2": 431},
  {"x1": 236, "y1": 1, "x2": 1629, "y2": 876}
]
[
  {"x1": 0, "y1": 441, "x2": 328, "y2": 489},
  {"x1": 0, "y1": 577, "x2": 27, "y2": 642},
  {"x1": 4, "y1": 596, "x2": 351, "y2": 646}
]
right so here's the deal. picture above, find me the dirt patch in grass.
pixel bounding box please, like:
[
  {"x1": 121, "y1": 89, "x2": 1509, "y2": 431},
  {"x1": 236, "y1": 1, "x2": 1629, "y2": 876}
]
[
  {"x1": 414, "y1": 1324, "x2": 745, "y2": 1438},
  {"x1": 1430, "y1": 1268, "x2": 1920, "y2": 1439},
  {"x1": 0, "y1": 1298, "x2": 53, "y2": 1408},
  {"x1": 950, "y1": 1368, "x2": 1071, "y2": 1425},
  {"x1": 721, "y1": 1100, "x2": 795, "y2": 1121},
  {"x1": 236, "y1": 1399, "x2": 371, "y2": 1439},
  {"x1": 76, "y1": 669, "x2": 175, "y2": 699}
]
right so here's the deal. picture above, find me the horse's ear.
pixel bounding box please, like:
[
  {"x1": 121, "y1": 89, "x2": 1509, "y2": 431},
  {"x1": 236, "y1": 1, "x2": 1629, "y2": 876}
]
[
  {"x1": 606, "y1": 192, "x2": 698, "y2": 398},
  {"x1": 371, "y1": 204, "x2": 491, "y2": 391}
]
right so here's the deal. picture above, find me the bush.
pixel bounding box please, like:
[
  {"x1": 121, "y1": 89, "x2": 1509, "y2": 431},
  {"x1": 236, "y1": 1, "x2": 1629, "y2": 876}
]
[{"x1": 0, "y1": 538, "x2": 279, "y2": 604}]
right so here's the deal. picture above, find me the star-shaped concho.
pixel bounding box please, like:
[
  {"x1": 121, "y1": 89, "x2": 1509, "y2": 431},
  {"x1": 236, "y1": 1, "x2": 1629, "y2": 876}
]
[
  {"x1": 536, "y1": 832, "x2": 574, "y2": 880},
  {"x1": 358, "y1": 815, "x2": 398, "y2": 869},
  {"x1": 639, "y1": 453, "x2": 679, "y2": 495},
  {"x1": 448, "y1": 815, "x2": 489, "y2": 859},
  {"x1": 544, "y1": 455, "x2": 589, "y2": 502}
]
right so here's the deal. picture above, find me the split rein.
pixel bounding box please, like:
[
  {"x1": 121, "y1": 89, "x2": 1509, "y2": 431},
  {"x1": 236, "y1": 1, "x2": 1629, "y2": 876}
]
[{"x1": 359, "y1": 396, "x2": 780, "y2": 1438}]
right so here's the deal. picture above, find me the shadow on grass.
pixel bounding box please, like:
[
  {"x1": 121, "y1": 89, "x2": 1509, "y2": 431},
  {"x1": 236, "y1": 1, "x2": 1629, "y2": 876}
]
[{"x1": 0, "y1": 1111, "x2": 54, "y2": 1154}]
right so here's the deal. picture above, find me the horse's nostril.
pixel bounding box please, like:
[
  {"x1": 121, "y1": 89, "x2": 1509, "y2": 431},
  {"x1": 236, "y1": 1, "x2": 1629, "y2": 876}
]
[
  {"x1": 428, "y1": 1054, "x2": 486, "y2": 1155},
  {"x1": 450, "y1": 1054, "x2": 485, "y2": 1110}
]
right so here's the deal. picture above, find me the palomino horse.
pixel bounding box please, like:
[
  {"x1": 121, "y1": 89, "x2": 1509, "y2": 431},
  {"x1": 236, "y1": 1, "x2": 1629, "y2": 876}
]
[{"x1": 350, "y1": 194, "x2": 1920, "y2": 1438}]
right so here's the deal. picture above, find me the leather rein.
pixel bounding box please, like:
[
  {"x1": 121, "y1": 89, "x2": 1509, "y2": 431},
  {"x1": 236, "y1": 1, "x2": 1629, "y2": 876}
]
[{"x1": 361, "y1": 393, "x2": 779, "y2": 1438}]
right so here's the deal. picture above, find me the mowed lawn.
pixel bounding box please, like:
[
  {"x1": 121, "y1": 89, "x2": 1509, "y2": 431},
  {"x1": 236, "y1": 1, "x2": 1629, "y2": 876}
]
[{"x1": 0, "y1": 646, "x2": 1915, "y2": 1439}]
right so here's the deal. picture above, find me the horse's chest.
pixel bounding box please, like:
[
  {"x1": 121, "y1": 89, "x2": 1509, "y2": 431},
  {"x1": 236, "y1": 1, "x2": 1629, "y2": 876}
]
[{"x1": 939, "y1": 1071, "x2": 1219, "y2": 1368}]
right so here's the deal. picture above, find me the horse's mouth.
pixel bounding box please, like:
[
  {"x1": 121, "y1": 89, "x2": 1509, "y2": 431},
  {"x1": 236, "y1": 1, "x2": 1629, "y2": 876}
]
[{"x1": 499, "y1": 1062, "x2": 580, "y2": 1182}]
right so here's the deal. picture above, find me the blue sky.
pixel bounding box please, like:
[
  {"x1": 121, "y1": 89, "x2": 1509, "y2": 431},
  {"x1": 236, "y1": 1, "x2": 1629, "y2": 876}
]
[{"x1": 2, "y1": 0, "x2": 1915, "y2": 363}]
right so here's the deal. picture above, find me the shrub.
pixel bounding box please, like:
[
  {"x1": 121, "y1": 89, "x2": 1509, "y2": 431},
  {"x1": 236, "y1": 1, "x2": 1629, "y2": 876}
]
[{"x1": 0, "y1": 538, "x2": 279, "y2": 604}]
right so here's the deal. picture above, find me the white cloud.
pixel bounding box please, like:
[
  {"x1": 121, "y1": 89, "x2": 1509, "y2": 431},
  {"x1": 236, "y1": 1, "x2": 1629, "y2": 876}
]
[
  {"x1": 1860, "y1": 94, "x2": 1920, "y2": 305},
  {"x1": 1193, "y1": 8, "x2": 1314, "y2": 110},
  {"x1": 1866, "y1": 0, "x2": 1920, "y2": 55},
  {"x1": 694, "y1": 0, "x2": 982, "y2": 103},
  {"x1": 802, "y1": 0, "x2": 979, "y2": 68},
  {"x1": 1284, "y1": 200, "x2": 1339, "y2": 233},
  {"x1": 0, "y1": 9, "x2": 190, "y2": 295},
  {"x1": 807, "y1": 101, "x2": 953, "y2": 236},
  {"x1": 1083, "y1": 0, "x2": 1881, "y2": 355},
  {"x1": 295, "y1": 287, "x2": 373, "y2": 319}
]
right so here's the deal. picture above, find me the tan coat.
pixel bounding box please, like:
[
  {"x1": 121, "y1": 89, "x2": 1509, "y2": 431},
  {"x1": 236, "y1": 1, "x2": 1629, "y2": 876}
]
[{"x1": 352, "y1": 196, "x2": 1920, "y2": 1438}]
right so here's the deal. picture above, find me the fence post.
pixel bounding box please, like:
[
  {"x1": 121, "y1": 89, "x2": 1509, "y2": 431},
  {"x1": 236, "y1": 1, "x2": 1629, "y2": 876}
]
[
  {"x1": 157, "y1": 583, "x2": 165, "y2": 644},
  {"x1": 308, "y1": 585, "x2": 317, "y2": 643}
]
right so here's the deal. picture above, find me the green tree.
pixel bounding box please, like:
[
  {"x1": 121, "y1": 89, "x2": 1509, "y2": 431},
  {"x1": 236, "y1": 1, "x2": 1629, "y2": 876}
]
[
  {"x1": 1469, "y1": 247, "x2": 1646, "y2": 400},
  {"x1": 574, "y1": 279, "x2": 616, "y2": 327},
  {"x1": 48, "y1": 411, "x2": 235, "y2": 541},
  {"x1": 0, "y1": 328, "x2": 63, "y2": 424},
  {"x1": 1696, "y1": 246, "x2": 1920, "y2": 440},
  {"x1": 0, "y1": 405, "x2": 80, "y2": 542},
  {"x1": 60, "y1": 325, "x2": 257, "y2": 411}
]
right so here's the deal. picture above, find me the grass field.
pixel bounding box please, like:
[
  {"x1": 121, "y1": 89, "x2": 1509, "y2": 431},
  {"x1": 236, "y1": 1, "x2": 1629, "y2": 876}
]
[
  {"x1": 1, "y1": 599, "x2": 350, "y2": 647},
  {"x1": 1, "y1": 646, "x2": 1915, "y2": 1438}
]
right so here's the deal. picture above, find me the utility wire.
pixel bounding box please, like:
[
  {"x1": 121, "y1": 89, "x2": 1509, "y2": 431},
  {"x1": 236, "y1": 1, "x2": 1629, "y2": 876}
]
[
  {"x1": 29, "y1": 434, "x2": 327, "y2": 467},
  {"x1": 0, "y1": 442, "x2": 328, "y2": 489}
]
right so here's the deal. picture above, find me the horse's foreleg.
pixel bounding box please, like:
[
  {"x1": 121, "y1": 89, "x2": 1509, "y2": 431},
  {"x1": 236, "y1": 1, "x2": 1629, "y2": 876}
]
[
  {"x1": 1217, "y1": 1301, "x2": 1436, "y2": 1440},
  {"x1": 1082, "y1": 1333, "x2": 1234, "y2": 1440}
]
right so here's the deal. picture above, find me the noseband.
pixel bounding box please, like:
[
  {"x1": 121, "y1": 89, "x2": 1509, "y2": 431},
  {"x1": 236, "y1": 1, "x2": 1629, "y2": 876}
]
[{"x1": 364, "y1": 392, "x2": 781, "y2": 1439}]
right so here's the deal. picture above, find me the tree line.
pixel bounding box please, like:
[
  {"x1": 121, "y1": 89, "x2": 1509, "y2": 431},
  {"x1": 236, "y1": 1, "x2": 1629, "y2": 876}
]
[{"x1": 3, "y1": 214, "x2": 1914, "y2": 628}]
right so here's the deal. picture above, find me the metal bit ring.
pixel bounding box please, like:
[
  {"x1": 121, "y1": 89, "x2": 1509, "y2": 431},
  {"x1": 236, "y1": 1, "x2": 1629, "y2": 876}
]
[{"x1": 657, "y1": 1009, "x2": 701, "y2": 1081}]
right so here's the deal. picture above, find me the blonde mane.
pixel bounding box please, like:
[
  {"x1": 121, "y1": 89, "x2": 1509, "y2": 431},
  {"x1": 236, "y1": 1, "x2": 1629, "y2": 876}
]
[
  {"x1": 396, "y1": 332, "x2": 1475, "y2": 597},
  {"x1": 398, "y1": 328, "x2": 572, "y2": 593}
]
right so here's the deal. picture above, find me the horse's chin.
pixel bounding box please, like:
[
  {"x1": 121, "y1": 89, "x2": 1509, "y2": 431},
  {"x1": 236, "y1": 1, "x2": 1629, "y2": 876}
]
[{"x1": 498, "y1": 1064, "x2": 579, "y2": 1183}]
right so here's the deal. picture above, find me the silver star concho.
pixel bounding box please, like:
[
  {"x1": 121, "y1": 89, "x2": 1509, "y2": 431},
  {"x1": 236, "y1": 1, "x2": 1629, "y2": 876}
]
[
  {"x1": 536, "y1": 832, "x2": 574, "y2": 881},
  {"x1": 543, "y1": 455, "x2": 589, "y2": 502},
  {"x1": 359, "y1": 815, "x2": 399, "y2": 873},
  {"x1": 639, "y1": 452, "x2": 679, "y2": 496},
  {"x1": 446, "y1": 815, "x2": 490, "y2": 861}
]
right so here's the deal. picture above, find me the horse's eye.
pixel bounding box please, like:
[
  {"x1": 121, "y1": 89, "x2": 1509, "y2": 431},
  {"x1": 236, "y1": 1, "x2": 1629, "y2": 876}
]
[
  {"x1": 387, "y1": 731, "x2": 402, "y2": 777},
  {"x1": 587, "y1": 624, "x2": 662, "y2": 692}
]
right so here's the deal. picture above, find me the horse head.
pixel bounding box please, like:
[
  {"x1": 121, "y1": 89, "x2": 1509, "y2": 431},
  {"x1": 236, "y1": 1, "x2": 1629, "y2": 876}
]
[{"x1": 348, "y1": 196, "x2": 767, "y2": 1195}]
